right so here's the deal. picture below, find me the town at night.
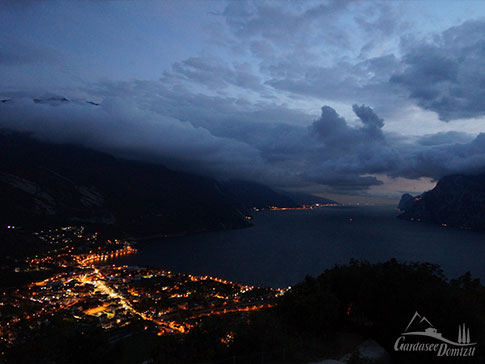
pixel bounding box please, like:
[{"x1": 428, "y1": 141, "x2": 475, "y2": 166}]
[{"x1": 2, "y1": 0, "x2": 485, "y2": 363}]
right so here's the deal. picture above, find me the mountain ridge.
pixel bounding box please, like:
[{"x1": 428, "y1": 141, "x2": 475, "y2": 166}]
[
  {"x1": 398, "y1": 173, "x2": 485, "y2": 231},
  {"x1": 0, "y1": 131, "x2": 250, "y2": 236},
  {"x1": 0, "y1": 131, "x2": 337, "y2": 239}
]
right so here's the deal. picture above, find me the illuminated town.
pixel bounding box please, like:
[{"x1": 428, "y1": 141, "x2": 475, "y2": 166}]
[
  {"x1": 249, "y1": 203, "x2": 339, "y2": 213},
  {"x1": 0, "y1": 225, "x2": 286, "y2": 352},
  {"x1": 267, "y1": 203, "x2": 339, "y2": 211}
]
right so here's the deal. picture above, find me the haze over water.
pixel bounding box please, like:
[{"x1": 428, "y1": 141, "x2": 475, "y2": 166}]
[{"x1": 115, "y1": 207, "x2": 485, "y2": 288}]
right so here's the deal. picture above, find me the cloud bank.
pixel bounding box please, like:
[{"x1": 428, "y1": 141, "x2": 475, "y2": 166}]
[
  {"x1": 391, "y1": 20, "x2": 485, "y2": 121},
  {"x1": 1, "y1": 92, "x2": 485, "y2": 196},
  {"x1": 1, "y1": 1, "x2": 485, "y2": 198}
]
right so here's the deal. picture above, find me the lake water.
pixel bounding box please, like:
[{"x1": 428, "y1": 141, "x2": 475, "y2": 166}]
[{"x1": 114, "y1": 206, "x2": 485, "y2": 288}]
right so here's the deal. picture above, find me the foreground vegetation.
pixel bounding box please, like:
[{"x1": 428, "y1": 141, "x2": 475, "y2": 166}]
[{"x1": 4, "y1": 259, "x2": 485, "y2": 363}]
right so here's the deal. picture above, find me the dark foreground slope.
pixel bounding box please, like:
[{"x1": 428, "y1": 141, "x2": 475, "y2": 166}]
[
  {"x1": 398, "y1": 174, "x2": 485, "y2": 231},
  {"x1": 0, "y1": 131, "x2": 250, "y2": 236}
]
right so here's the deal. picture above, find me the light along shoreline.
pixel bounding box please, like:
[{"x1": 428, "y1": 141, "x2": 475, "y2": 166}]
[{"x1": 262, "y1": 203, "x2": 340, "y2": 211}]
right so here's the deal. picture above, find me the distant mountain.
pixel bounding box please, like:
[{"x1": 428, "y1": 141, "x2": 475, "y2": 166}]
[
  {"x1": 397, "y1": 193, "x2": 417, "y2": 211},
  {"x1": 281, "y1": 191, "x2": 338, "y2": 206},
  {"x1": 221, "y1": 180, "x2": 299, "y2": 210},
  {"x1": 1, "y1": 95, "x2": 99, "y2": 107},
  {"x1": 398, "y1": 174, "x2": 485, "y2": 230},
  {"x1": 0, "y1": 131, "x2": 250, "y2": 236}
]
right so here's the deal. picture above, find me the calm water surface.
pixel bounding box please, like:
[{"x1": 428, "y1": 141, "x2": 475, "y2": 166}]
[{"x1": 114, "y1": 206, "x2": 485, "y2": 288}]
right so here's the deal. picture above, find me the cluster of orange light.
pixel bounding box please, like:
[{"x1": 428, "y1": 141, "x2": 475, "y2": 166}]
[
  {"x1": 185, "y1": 303, "x2": 274, "y2": 321},
  {"x1": 188, "y1": 274, "x2": 255, "y2": 292},
  {"x1": 84, "y1": 303, "x2": 110, "y2": 315},
  {"x1": 77, "y1": 246, "x2": 137, "y2": 265},
  {"x1": 268, "y1": 203, "x2": 338, "y2": 211},
  {"x1": 28, "y1": 256, "x2": 54, "y2": 265},
  {"x1": 22, "y1": 241, "x2": 283, "y2": 339}
]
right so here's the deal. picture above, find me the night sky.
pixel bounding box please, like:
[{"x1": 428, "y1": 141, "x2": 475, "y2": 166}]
[{"x1": 1, "y1": 0, "x2": 485, "y2": 203}]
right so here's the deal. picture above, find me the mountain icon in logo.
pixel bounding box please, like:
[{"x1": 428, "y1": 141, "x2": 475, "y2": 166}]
[
  {"x1": 404, "y1": 311, "x2": 435, "y2": 333},
  {"x1": 401, "y1": 311, "x2": 476, "y2": 346}
]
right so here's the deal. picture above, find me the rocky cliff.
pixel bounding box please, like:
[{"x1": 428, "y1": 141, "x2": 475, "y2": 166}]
[{"x1": 398, "y1": 174, "x2": 485, "y2": 230}]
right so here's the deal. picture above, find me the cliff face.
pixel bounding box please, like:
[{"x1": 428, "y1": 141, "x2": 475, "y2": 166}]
[{"x1": 398, "y1": 174, "x2": 485, "y2": 230}]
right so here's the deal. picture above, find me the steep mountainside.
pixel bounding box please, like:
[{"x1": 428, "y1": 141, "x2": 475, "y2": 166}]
[
  {"x1": 0, "y1": 132, "x2": 250, "y2": 236},
  {"x1": 398, "y1": 174, "x2": 485, "y2": 230},
  {"x1": 221, "y1": 180, "x2": 299, "y2": 210},
  {"x1": 397, "y1": 193, "x2": 415, "y2": 211}
]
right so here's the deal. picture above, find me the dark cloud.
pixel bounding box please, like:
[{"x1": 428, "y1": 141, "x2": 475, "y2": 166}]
[
  {"x1": 391, "y1": 20, "x2": 485, "y2": 121},
  {"x1": 307, "y1": 104, "x2": 485, "y2": 190},
  {"x1": 1, "y1": 87, "x2": 484, "y2": 195},
  {"x1": 306, "y1": 105, "x2": 394, "y2": 190},
  {"x1": 1, "y1": 1, "x2": 485, "y2": 198},
  {"x1": 221, "y1": 8, "x2": 484, "y2": 123},
  {"x1": 352, "y1": 104, "x2": 384, "y2": 139},
  {"x1": 306, "y1": 174, "x2": 384, "y2": 190},
  {"x1": 393, "y1": 133, "x2": 485, "y2": 180},
  {"x1": 311, "y1": 104, "x2": 385, "y2": 147},
  {"x1": 0, "y1": 96, "x2": 266, "y2": 182},
  {"x1": 312, "y1": 106, "x2": 350, "y2": 141},
  {"x1": 264, "y1": 55, "x2": 408, "y2": 117}
]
